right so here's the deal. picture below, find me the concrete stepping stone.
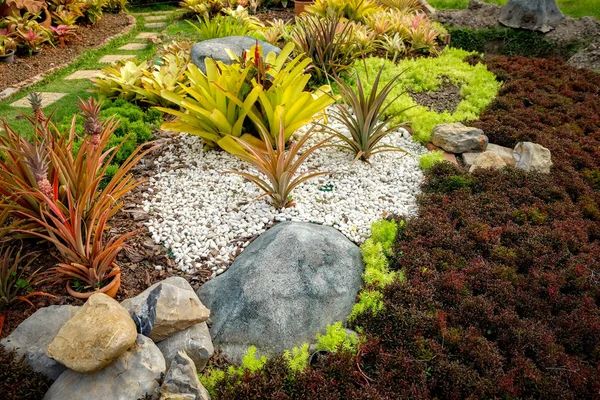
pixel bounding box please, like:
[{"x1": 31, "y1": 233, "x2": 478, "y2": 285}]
[
  {"x1": 136, "y1": 32, "x2": 159, "y2": 40},
  {"x1": 11, "y1": 92, "x2": 67, "y2": 108},
  {"x1": 145, "y1": 15, "x2": 167, "y2": 21},
  {"x1": 119, "y1": 43, "x2": 147, "y2": 51},
  {"x1": 145, "y1": 22, "x2": 167, "y2": 29},
  {"x1": 65, "y1": 70, "x2": 102, "y2": 80},
  {"x1": 99, "y1": 54, "x2": 135, "y2": 64}
]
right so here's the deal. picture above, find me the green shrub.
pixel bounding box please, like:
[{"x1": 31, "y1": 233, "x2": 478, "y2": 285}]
[
  {"x1": 352, "y1": 47, "x2": 500, "y2": 143},
  {"x1": 316, "y1": 322, "x2": 359, "y2": 353},
  {"x1": 419, "y1": 151, "x2": 444, "y2": 170}
]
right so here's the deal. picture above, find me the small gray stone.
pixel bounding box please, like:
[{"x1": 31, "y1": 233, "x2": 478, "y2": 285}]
[
  {"x1": 190, "y1": 36, "x2": 281, "y2": 72},
  {"x1": 44, "y1": 335, "x2": 165, "y2": 400},
  {"x1": 196, "y1": 221, "x2": 363, "y2": 363},
  {"x1": 159, "y1": 351, "x2": 210, "y2": 400},
  {"x1": 513, "y1": 142, "x2": 552, "y2": 173},
  {"x1": 461, "y1": 152, "x2": 481, "y2": 168},
  {"x1": 156, "y1": 322, "x2": 214, "y2": 372},
  {"x1": 469, "y1": 151, "x2": 507, "y2": 172},
  {"x1": 486, "y1": 143, "x2": 516, "y2": 166},
  {"x1": 0, "y1": 305, "x2": 79, "y2": 380},
  {"x1": 432, "y1": 122, "x2": 488, "y2": 153}
]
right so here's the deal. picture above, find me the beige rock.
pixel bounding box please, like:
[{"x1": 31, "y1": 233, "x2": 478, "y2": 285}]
[
  {"x1": 431, "y1": 122, "x2": 488, "y2": 153},
  {"x1": 486, "y1": 143, "x2": 516, "y2": 166},
  {"x1": 513, "y1": 142, "x2": 552, "y2": 173},
  {"x1": 121, "y1": 277, "x2": 210, "y2": 342},
  {"x1": 469, "y1": 151, "x2": 507, "y2": 173},
  {"x1": 46, "y1": 293, "x2": 137, "y2": 373}
]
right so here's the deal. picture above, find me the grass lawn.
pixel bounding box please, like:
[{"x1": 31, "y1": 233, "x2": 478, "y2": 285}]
[
  {"x1": 427, "y1": 0, "x2": 600, "y2": 19},
  {"x1": 0, "y1": 12, "x2": 183, "y2": 137}
]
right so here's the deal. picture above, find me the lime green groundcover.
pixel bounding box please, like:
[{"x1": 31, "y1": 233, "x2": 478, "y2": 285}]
[{"x1": 353, "y1": 47, "x2": 500, "y2": 143}]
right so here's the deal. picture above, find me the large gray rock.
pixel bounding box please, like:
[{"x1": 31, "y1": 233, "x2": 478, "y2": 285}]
[
  {"x1": 159, "y1": 351, "x2": 210, "y2": 400},
  {"x1": 190, "y1": 36, "x2": 281, "y2": 72},
  {"x1": 432, "y1": 122, "x2": 488, "y2": 153},
  {"x1": 44, "y1": 335, "x2": 165, "y2": 400},
  {"x1": 121, "y1": 276, "x2": 210, "y2": 342},
  {"x1": 156, "y1": 322, "x2": 214, "y2": 373},
  {"x1": 0, "y1": 305, "x2": 79, "y2": 380},
  {"x1": 499, "y1": 0, "x2": 564, "y2": 33},
  {"x1": 196, "y1": 222, "x2": 363, "y2": 363},
  {"x1": 513, "y1": 142, "x2": 552, "y2": 173}
]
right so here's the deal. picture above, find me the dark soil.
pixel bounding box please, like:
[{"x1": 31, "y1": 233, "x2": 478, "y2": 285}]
[
  {"x1": 0, "y1": 13, "x2": 131, "y2": 92},
  {"x1": 408, "y1": 77, "x2": 462, "y2": 113}
]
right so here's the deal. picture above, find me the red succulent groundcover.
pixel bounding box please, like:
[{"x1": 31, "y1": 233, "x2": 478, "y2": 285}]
[{"x1": 210, "y1": 57, "x2": 600, "y2": 399}]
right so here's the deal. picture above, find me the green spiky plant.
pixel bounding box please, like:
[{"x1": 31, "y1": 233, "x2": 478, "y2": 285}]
[{"x1": 328, "y1": 67, "x2": 410, "y2": 163}]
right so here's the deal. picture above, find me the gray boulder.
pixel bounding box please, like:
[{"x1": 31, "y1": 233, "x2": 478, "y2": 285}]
[
  {"x1": 196, "y1": 222, "x2": 363, "y2": 363},
  {"x1": 190, "y1": 36, "x2": 282, "y2": 72},
  {"x1": 0, "y1": 305, "x2": 79, "y2": 380},
  {"x1": 121, "y1": 276, "x2": 210, "y2": 342},
  {"x1": 159, "y1": 351, "x2": 210, "y2": 400},
  {"x1": 513, "y1": 142, "x2": 552, "y2": 173},
  {"x1": 432, "y1": 122, "x2": 488, "y2": 153},
  {"x1": 156, "y1": 322, "x2": 214, "y2": 373},
  {"x1": 499, "y1": 0, "x2": 564, "y2": 33},
  {"x1": 44, "y1": 335, "x2": 165, "y2": 400}
]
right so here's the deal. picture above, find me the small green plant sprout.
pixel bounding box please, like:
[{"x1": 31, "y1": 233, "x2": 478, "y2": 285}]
[
  {"x1": 419, "y1": 151, "x2": 444, "y2": 170},
  {"x1": 240, "y1": 346, "x2": 267, "y2": 373},
  {"x1": 283, "y1": 343, "x2": 310, "y2": 372},
  {"x1": 329, "y1": 66, "x2": 411, "y2": 164},
  {"x1": 316, "y1": 322, "x2": 359, "y2": 353},
  {"x1": 348, "y1": 290, "x2": 385, "y2": 321}
]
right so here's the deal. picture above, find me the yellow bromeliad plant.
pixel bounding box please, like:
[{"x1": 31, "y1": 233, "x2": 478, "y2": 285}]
[{"x1": 157, "y1": 42, "x2": 336, "y2": 153}]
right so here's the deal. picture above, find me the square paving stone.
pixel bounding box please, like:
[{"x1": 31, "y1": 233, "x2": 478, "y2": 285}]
[
  {"x1": 118, "y1": 43, "x2": 147, "y2": 51},
  {"x1": 99, "y1": 54, "x2": 135, "y2": 64},
  {"x1": 145, "y1": 22, "x2": 167, "y2": 29},
  {"x1": 64, "y1": 70, "x2": 102, "y2": 80},
  {"x1": 136, "y1": 32, "x2": 159, "y2": 40},
  {"x1": 145, "y1": 15, "x2": 167, "y2": 21},
  {"x1": 11, "y1": 92, "x2": 67, "y2": 108}
]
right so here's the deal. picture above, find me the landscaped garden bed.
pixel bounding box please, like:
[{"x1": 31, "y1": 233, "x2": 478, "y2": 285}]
[{"x1": 0, "y1": 0, "x2": 599, "y2": 398}]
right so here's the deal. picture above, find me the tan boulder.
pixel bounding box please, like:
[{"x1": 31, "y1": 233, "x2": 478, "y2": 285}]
[
  {"x1": 121, "y1": 277, "x2": 210, "y2": 342},
  {"x1": 469, "y1": 151, "x2": 507, "y2": 173},
  {"x1": 46, "y1": 293, "x2": 137, "y2": 373},
  {"x1": 487, "y1": 143, "x2": 516, "y2": 166}
]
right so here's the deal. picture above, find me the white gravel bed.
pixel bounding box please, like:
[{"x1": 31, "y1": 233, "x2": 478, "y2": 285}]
[{"x1": 141, "y1": 115, "x2": 429, "y2": 274}]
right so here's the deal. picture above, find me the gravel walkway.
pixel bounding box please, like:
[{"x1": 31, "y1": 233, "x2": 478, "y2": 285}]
[{"x1": 142, "y1": 113, "x2": 428, "y2": 274}]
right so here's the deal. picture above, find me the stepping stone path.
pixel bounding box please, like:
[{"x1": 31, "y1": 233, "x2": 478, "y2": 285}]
[
  {"x1": 136, "y1": 32, "x2": 159, "y2": 40},
  {"x1": 65, "y1": 70, "x2": 102, "y2": 80},
  {"x1": 11, "y1": 92, "x2": 67, "y2": 108},
  {"x1": 145, "y1": 15, "x2": 167, "y2": 21},
  {"x1": 99, "y1": 54, "x2": 136, "y2": 64},
  {"x1": 119, "y1": 43, "x2": 147, "y2": 51},
  {"x1": 145, "y1": 22, "x2": 167, "y2": 29}
]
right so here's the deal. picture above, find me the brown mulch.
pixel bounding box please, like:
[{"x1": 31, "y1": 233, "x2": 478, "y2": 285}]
[
  {"x1": 0, "y1": 13, "x2": 131, "y2": 92},
  {"x1": 408, "y1": 77, "x2": 462, "y2": 114},
  {"x1": 255, "y1": 8, "x2": 295, "y2": 24}
]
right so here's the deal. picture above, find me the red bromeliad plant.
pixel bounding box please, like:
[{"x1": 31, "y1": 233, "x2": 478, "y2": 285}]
[
  {"x1": 0, "y1": 94, "x2": 157, "y2": 298},
  {"x1": 227, "y1": 121, "x2": 332, "y2": 209}
]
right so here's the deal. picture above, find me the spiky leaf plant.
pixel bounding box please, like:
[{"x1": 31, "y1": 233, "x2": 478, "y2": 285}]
[
  {"x1": 328, "y1": 67, "x2": 410, "y2": 163},
  {"x1": 227, "y1": 122, "x2": 332, "y2": 209}
]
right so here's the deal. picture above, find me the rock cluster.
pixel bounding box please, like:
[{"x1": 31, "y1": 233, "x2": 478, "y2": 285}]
[
  {"x1": 2, "y1": 277, "x2": 213, "y2": 400},
  {"x1": 430, "y1": 122, "x2": 552, "y2": 174}
]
